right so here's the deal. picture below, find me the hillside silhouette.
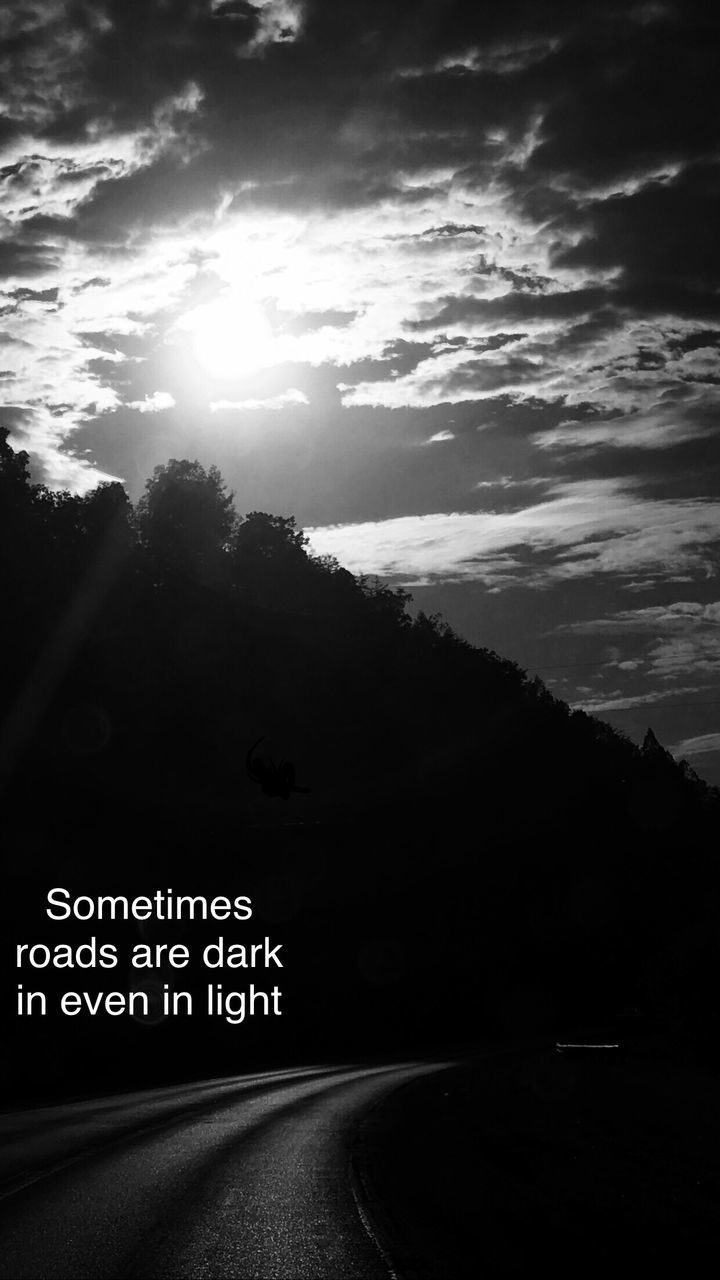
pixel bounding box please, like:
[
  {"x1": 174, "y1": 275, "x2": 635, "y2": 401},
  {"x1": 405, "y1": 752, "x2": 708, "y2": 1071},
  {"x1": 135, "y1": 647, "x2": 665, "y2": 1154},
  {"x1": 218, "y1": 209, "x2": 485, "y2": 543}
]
[{"x1": 1, "y1": 428, "x2": 719, "y2": 1098}]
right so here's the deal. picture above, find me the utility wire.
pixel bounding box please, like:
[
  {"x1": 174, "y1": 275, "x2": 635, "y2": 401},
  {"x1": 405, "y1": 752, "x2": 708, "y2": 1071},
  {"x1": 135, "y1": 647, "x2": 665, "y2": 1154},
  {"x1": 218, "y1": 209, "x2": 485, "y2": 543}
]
[
  {"x1": 525, "y1": 660, "x2": 620, "y2": 670},
  {"x1": 525, "y1": 659, "x2": 671, "y2": 673},
  {"x1": 575, "y1": 700, "x2": 720, "y2": 713},
  {"x1": 517, "y1": 660, "x2": 720, "y2": 710}
]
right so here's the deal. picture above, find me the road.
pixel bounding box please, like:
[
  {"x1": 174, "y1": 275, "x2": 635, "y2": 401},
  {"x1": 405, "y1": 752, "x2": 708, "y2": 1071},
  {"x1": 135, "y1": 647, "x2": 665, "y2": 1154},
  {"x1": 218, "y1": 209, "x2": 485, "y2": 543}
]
[{"x1": 0, "y1": 1062, "x2": 450, "y2": 1279}]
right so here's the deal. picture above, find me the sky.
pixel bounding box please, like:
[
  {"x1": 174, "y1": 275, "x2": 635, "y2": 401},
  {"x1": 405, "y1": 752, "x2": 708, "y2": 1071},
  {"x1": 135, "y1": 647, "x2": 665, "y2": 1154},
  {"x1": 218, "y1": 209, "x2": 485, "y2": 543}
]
[{"x1": 1, "y1": 0, "x2": 719, "y2": 782}]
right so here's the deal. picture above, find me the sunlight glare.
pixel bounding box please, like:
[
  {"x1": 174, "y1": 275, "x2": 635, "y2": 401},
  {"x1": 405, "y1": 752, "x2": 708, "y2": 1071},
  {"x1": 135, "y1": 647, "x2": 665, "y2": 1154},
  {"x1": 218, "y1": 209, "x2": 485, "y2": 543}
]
[{"x1": 183, "y1": 296, "x2": 276, "y2": 379}]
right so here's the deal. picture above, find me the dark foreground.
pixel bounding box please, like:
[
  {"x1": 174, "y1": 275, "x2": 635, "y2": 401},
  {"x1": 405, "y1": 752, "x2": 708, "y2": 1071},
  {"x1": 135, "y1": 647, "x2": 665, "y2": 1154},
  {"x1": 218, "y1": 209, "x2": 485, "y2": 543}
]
[
  {"x1": 2, "y1": 1048, "x2": 720, "y2": 1279},
  {"x1": 355, "y1": 1046, "x2": 720, "y2": 1278}
]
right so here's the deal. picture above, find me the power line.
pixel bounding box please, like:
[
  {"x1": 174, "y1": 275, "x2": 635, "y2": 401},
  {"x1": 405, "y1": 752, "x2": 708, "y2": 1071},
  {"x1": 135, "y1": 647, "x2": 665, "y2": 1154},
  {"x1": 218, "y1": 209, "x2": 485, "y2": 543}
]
[
  {"x1": 520, "y1": 660, "x2": 720, "y2": 711},
  {"x1": 524, "y1": 660, "x2": 612, "y2": 671},
  {"x1": 517, "y1": 659, "x2": 720, "y2": 710},
  {"x1": 573, "y1": 699, "x2": 720, "y2": 713}
]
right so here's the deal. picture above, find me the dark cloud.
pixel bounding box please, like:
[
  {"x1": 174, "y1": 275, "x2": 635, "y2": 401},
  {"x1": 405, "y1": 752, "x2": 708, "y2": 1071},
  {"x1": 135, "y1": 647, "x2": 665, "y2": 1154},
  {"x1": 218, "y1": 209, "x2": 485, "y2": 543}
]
[
  {"x1": 527, "y1": 8, "x2": 719, "y2": 186},
  {"x1": 2, "y1": 0, "x2": 714, "y2": 224},
  {"x1": 422, "y1": 223, "x2": 487, "y2": 239},
  {"x1": 544, "y1": 408, "x2": 720, "y2": 490},
  {"x1": 19, "y1": 1, "x2": 257, "y2": 140},
  {"x1": 40, "y1": 155, "x2": 225, "y2": 241},
  {"x1": 269, "y1": 306, "x2": 358, "y2": 336},
  {"x1": 1, "y1": 0, "x2": 709, "y2": 261},
  {"x1": 0, "y1": 330, "x2": 31, "y2": 348},
  {"x1": 7, "y1": 286, "x2": 59, "y2": 302},
  {"x1": 555, "y1": 163, "x2": 720, "y2": 299},
  {"x1": 0, "y1": 404, "x2": 33, "y2": 431},
  {"x1": 409, "y1": 287, "x2": 611, "y2": 331},
  {"x1": 301, "y1": 0, "x2": 601, "y2": 63},
  {"x1": 72, "y1": 276, "x2": 112, "y2": 294},
  {"x1": 669, "y1": 330, "x2": 720, "y2": 357},
  {"x1": 0, "y1": 237, "x2": 59, "y2": 277}
]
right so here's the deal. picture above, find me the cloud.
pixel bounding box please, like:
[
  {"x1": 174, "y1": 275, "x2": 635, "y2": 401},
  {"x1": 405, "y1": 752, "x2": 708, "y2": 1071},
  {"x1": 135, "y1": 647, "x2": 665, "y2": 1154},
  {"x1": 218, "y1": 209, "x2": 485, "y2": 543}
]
[
  {"x1": 0, "y1": 235, "x2": 60, "y2": 279},
  {"x1": 340, "y1": 342, "x2": 548, "y2": 408},
  {"x1": 408, "y1": 287, "x2": 610, "y2": 333},
  {"x1": 563, "y1": 600, "x2": 720, "y2": 682},
  {"x1": 7, "y1": 286, "x2": 59, "y2": 304},
  {"x1": 574, "y1": 686, "x2": 703, "y2": 715},
  {"x1": 126, "y1": 391, "x2": 175, "y2": 413},
  {"x1": 553, "y1": 164, "x2": 720, "y2": 302},
  {"x1": 474, "y1": 474, "x2": 549, "y2": 489},
  {"x1": 670, "y1": 732, "x2": 720, "y2": 760},
  {"x1": 210, "y1": 388, "x2": 308, "y2": 410},
  {"x1": 535, "y1": 393, "x2": 720, "y2": 452},
  {"x1": 242, "y1": 0, "x2": 304, "y2": 52},
  {"x1": 567, "y1": 601, "x2": 720, "y2": 635},
  {"x1": 647, "y1": 634, "x2": 720, "y2": 681},
  {"x1": 306, "y1": 480, "x2": 720, "y2": 587}
]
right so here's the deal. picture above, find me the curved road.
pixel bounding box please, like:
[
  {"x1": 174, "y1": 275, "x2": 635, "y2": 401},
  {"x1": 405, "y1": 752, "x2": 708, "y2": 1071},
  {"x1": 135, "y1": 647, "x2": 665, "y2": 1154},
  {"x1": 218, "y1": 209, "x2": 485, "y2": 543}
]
[{"x1": 0, "y1": 1062, "x2": 450, "y2": 1279}]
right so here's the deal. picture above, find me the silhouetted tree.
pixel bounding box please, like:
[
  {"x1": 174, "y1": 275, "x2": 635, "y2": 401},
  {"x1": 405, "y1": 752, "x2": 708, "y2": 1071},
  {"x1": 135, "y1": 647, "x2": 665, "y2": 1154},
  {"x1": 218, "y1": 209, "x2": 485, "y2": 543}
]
[
  {"x1": 136, "y1": 458, "x2": 236, "y2": 584},
  {"x1": 231, "y1": 511, "x2": 313, "y2": 609},
  {"x1": 642, "y1": 726, "x2": 675, "y2": 763},
  {"x1": 234, "y1": 511, "x2": 308, "y2": 561},
  {"x1": 0, "y1": 426, "x2": 32, "y2": 506},
  {"x1": 0, "y1": 427, "x2": 34, "y2": 585}
]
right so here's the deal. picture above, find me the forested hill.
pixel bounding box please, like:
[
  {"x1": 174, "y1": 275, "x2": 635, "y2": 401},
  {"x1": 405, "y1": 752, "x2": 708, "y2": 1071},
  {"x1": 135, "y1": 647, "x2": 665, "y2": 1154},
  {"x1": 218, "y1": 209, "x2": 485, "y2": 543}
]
[
  {"x1": 1, "y1": 426, "x2": 716, "y2": 840},
  {"x1": 2, "y1": 427, "x2": 720, "y2": 1090}
]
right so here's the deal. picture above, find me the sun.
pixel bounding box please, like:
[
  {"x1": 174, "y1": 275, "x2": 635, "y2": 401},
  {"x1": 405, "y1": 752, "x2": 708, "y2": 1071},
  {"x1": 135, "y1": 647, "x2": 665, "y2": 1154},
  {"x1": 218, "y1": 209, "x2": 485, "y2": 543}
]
[{"x1": 181, "y1": 295, "x2": 276, "y2": 380}]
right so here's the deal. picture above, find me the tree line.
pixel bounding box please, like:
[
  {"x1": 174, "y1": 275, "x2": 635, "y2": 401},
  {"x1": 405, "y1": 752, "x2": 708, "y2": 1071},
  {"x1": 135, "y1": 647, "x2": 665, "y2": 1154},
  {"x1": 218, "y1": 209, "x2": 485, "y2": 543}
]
[{"x1": 1, "y1": 426, "x2": 719, "y2": 1091}]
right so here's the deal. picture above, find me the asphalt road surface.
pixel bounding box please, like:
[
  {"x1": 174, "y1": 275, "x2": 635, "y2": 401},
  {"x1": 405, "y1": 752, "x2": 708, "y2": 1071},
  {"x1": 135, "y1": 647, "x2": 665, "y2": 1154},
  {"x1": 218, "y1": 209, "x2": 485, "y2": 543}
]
[{"x1": 0, "y1": 1062, "x2": 449, "y2": 1279}]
